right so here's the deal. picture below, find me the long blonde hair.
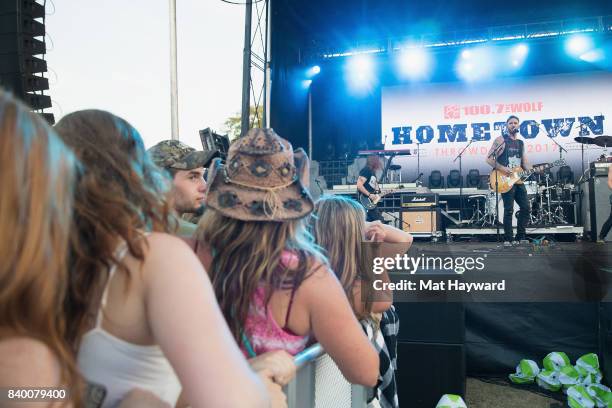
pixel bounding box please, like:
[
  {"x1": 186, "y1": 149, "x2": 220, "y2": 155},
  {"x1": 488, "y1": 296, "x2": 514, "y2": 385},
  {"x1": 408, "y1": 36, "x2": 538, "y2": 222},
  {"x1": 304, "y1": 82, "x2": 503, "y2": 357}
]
[
  {"x1": 197, "y1": 210, "x2": 326, "y2": 341},
  {"x1": 0, "y1": 91, "x2": 80, "y2": 402},
  {"x1": 311, "y1": 195, "x2": 375, "y2": 319}
]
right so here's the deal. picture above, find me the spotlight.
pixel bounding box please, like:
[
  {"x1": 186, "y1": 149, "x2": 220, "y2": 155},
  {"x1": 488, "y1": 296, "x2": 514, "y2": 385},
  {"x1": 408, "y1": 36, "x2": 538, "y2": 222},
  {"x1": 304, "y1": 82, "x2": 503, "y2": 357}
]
[
  {"x1": 565, "y1": 34, "x2": 593, "y2": 57},
  {"x1": 579, "y1": 49, "x2": 604, "y2": 63},
  {"x1": 456, "y1": 46, "x2": 493, "y2": 81},
  {"x1": 346, "y1": 54, "x2": 376, "y2": 91},
  {"x1": 397, "y1": 47, "x2": 431, "y2": 79},
  {"x1": 513, "y1": 43, "x2": 529, "y2": 58},
  {"x1": 509, "y1": 43, "x2": 528, "y2": 69},
  {"x1": 307, "y1": 65, "x2": 321, "y2": 77},
  {"x1": 301, "y1": 79, "x2": 312, "y2": 89}
]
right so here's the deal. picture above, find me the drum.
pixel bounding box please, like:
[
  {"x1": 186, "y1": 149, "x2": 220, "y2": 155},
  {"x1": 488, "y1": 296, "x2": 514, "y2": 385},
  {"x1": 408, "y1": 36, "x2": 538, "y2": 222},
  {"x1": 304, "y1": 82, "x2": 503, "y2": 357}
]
[
  {"x1": 486, "y1": 192, "x2": 519, "y2": 226},
  {"x1": 549, "y1": 185, "x2": 572, "y2": 203},
  {"x1": 524, "y1": 181, "x2": 538, "y2": 196}
]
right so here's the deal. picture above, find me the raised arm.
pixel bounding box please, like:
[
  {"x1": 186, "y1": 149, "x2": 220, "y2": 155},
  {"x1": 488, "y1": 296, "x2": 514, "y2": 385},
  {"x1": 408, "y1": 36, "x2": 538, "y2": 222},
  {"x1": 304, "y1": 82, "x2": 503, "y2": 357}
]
[
  {"x1": 608, "y1": 165, "x2": 612, "y2": 189},
  {"x1": 143, "y1": 234, "x2": 269, "y2": 408},
  {"x1": 302, "y1": 264, "x2": 379, "y2": 387}
]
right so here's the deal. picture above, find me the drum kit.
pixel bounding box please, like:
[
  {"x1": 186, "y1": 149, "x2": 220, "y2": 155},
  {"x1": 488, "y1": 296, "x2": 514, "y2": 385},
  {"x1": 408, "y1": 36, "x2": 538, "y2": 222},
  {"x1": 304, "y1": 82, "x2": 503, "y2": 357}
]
[
  {"x1": 468, "y1": 177, "x2": 574, "y2": 227},
  {"x1": 468, "y1": 134, "x2": 612, "y2": 228}
]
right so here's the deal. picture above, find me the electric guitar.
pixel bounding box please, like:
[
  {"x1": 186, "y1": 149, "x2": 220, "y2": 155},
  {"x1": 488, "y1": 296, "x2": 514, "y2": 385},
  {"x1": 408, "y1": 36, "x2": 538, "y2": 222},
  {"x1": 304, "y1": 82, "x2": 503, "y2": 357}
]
[
  {"x1": 489, "y1": 159, "x2": 566, "y2": 194},
  {"x1": 358, "y1": 189, "x2": 400, "y2": 210}
]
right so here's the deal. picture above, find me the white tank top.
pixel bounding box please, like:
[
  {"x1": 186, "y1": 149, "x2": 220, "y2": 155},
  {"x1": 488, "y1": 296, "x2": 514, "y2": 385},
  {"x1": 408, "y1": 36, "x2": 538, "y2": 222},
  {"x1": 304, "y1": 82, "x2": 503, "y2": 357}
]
[{"x1": 77, "y1": 243, "x2": 181, "y2": 408}]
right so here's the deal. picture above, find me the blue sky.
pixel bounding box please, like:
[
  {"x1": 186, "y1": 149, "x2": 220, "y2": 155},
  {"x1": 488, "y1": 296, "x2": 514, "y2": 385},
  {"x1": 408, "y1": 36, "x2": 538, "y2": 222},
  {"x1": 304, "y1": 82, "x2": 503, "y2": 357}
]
[{"x1": 46, "y1": 0, "x2": 246, "y2": 149}]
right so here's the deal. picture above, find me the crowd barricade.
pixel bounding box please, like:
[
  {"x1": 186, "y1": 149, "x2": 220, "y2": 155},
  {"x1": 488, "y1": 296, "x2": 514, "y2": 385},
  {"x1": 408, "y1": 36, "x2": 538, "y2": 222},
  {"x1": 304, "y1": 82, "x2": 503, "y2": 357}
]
[{"x1": 285, "y1": 343, "x2": 368, "y2": 408}]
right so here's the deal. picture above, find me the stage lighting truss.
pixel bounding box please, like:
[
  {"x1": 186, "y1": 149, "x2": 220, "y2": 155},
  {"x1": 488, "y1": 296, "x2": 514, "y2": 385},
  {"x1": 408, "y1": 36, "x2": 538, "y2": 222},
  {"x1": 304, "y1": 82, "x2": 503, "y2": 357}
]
[{"x1": 305, "y1": 15, "x2": 611, "y2": 61}]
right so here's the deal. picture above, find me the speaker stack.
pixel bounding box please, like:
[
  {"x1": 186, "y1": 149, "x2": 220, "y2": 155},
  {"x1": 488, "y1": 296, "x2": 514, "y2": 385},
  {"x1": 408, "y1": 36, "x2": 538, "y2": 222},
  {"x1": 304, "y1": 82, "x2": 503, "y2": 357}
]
[
  {"x1": 0, "y1": 0, "x2": 53, "y2": 123},
  {"x1": 394, "y1": 300, "x2": 466, "y2": 407},
  {"x1": 581, "y1": 162, "x2": 611, "y2": 242}
]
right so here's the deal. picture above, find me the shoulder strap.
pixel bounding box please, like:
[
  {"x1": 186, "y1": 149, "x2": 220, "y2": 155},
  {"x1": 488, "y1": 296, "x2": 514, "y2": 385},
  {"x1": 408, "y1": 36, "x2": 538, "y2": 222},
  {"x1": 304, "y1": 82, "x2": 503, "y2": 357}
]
[
  {"x1": 95, "y1": 243, "x2": 129, "y2": 328},
  {"x1": 283, "y1": 254, "x2": 305, "y2": 328},
  {"x1": 283, "y1": 283, "x2": 299, "y2": 329}
]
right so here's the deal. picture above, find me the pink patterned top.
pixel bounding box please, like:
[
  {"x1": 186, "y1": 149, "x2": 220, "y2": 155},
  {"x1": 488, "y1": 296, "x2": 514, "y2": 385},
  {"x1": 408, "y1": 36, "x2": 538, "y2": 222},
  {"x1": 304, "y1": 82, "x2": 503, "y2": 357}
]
[{"x1": 240, "y1": 251, "x2": 310, "y2": 357}]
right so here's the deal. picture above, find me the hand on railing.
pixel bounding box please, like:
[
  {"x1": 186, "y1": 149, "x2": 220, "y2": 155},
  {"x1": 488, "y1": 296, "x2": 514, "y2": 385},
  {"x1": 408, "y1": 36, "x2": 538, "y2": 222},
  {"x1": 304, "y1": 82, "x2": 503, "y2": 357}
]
[
  {"x1": 117, "y1": 388, "x2": 171, "y2": 408},
  {"x1": 249, "y1": 350, "x2": 297, "y2": 386},
  {"x1": 259, "y1": 373, "x2": 288, "y2": 408},
  {"x1": 293, "y1": 343, "x2": 324, "y2": 369}
]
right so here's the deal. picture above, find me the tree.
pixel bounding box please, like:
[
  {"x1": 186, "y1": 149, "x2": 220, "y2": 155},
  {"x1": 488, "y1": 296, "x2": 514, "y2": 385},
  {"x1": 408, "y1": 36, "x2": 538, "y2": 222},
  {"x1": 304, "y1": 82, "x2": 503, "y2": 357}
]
[{"x1": 223, "y1": 105, "x2": 263, "y2": 140}]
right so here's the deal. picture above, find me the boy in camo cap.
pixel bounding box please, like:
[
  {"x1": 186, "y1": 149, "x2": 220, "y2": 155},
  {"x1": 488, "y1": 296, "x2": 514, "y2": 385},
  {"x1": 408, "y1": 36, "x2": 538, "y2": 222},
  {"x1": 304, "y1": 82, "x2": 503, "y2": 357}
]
[{"x1": 148, "y1": 140, "x2": 219, "y2": 236}]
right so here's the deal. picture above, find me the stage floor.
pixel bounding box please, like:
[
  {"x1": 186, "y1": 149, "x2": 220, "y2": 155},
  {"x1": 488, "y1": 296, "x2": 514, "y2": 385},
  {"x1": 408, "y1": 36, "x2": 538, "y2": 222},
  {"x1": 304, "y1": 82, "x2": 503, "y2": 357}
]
[{"x1": 446, "y1": 224, "x2": 584, "y2": 239}]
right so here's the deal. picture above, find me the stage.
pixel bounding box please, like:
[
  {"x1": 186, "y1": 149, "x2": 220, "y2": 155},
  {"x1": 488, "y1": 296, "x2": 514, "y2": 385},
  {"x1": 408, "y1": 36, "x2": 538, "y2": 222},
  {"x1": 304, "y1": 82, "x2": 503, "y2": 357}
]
[
  {"x1": 392, "y1": 241, "x2": 612, "y2": 405},
  {"x1": 446, "y1": 225, "x2": 584, "y2": 240}
]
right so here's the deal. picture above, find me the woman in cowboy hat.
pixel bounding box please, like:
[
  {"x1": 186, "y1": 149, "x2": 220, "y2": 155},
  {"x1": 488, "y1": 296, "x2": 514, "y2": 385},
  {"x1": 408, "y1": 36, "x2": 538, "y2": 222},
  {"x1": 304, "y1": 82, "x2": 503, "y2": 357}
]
[
  {"x1": 55, "y1": 110, "x2": 280, "y2": 408},
  {"x1": 193, "y1": 128, "x2": 379, "y2": 387}
]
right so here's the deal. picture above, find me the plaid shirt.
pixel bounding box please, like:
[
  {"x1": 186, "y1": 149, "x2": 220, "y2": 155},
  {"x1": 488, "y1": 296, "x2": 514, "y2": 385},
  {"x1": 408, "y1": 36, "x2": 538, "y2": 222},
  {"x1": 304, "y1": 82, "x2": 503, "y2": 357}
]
[{"x1": 362, "y1": 306, "x2": 400, "y2": 408}]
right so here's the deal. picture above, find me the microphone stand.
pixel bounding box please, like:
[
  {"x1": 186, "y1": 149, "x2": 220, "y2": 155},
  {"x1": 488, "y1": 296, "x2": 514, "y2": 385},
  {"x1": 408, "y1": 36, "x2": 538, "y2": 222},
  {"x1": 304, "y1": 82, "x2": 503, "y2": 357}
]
[
  {"x1": 416, "y1": 142, "x2": 421, "y2": 183},
  {"x1": 538, "y1": 122, "x2": 567, "y2": 161},
  {"x1": 315, "y1": 179, "x2": 324, "y2": 196},
  {"x1": 412, "y1": 173, "x2": 424, "y2": 186},
  {"x1": 382, "y1": 210, "x2": 412, "y2": 231},
  {"x1": 453, "y1": 139, "x2": 475, "y2": 224}
]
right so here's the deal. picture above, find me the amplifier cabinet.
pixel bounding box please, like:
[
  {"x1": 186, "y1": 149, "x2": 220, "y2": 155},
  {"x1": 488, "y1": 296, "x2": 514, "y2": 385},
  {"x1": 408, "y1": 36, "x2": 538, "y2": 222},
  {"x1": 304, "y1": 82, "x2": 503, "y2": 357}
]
[
  {"x1": 401, "y1": 209, "x2": 441, "y2": 234},
  {"x1": 581, "y1": 173, "x2": 612, "y2": 242}
]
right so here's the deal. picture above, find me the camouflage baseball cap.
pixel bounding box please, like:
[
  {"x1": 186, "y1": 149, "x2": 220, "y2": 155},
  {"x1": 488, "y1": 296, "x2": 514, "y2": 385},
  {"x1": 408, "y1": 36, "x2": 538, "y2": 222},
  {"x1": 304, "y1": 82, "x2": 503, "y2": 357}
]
[{"x1": 148, "y1": 140, "x2": 220, "y2": 170}]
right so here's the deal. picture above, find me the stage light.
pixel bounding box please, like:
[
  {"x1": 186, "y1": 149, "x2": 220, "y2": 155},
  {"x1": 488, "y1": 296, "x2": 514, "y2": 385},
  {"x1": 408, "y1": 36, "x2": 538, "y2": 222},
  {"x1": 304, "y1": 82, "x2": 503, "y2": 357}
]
[
  {"x1": 579, "y1": 49, "x2": 604, "y2": 63},
  {"x1": 301, "y1": 79, "x2": 312, "y2": 89},
  {"x1": 456, "y1": 46, "x2": 494, "y2": 81},
  {"x1": 306, "y1": 65, "x2": 321, "y2": 78},
  {"x1": 512, "y1": 44, "x2": 529, "y2": 61},
  {"x1": 397, "y1": 47, "x2": 431, "y2": 79},
  {"x1": 346, "y1": 54, "x2": 376, "y2": 91},
  {"x1": 508, "y1": 43, "x2": 528, "y2": 69},
  {"x1": 565, "y1": 34, "x2": 593, "y2": 57},
  {"x1": 513, "y1": 43, "x2": 529, "y2": 58}
]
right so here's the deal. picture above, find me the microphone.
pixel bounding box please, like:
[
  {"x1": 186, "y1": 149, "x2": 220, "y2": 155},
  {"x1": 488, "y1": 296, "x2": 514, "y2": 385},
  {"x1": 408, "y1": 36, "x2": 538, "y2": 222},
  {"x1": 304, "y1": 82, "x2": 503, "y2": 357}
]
[{"x1": 412, "y1": 173, "x2": 423, "y2": 183}]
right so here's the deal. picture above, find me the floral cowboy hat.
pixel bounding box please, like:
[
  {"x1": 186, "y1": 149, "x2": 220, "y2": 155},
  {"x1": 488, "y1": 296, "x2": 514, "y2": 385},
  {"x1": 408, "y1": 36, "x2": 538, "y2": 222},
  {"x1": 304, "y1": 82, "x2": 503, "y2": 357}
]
[{"x1": 205, "y1": 128, "x2": 313, "y2": 222}]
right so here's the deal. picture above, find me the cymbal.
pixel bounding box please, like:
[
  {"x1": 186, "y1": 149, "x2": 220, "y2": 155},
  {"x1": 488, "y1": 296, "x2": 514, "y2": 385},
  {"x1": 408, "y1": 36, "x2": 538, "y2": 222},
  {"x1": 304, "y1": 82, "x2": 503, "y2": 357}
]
[
  {"x1": 574, "y1": 136, "x2": 598, "y2": 144},
  {"x1": 594, "y1": 135, "x2": 612, "y2": 147}
]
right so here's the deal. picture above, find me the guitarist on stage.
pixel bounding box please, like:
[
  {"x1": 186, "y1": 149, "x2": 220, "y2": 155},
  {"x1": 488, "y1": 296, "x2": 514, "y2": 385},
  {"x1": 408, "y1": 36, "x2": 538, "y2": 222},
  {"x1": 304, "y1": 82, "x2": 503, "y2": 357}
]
[
  {"x1": 357, "y1": 155, "x2": 384, "y2": 222},
  {"x1": 486, "y1": 115, "x2": 541, "y2": 246}
]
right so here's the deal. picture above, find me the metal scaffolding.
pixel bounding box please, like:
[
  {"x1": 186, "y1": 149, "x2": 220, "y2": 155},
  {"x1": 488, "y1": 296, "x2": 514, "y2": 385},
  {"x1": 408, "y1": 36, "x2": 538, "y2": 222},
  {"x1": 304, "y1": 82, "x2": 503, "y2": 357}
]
[{"x1": 240, "y1": 0, "x2": 270, "y2": 136}]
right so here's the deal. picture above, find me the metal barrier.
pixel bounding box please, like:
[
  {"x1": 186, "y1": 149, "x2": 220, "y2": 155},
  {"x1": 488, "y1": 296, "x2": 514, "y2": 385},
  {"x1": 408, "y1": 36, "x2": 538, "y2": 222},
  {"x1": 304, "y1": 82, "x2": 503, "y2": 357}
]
[{"x1": 286, "y1": 343, "x2": 368, "y2": 408}]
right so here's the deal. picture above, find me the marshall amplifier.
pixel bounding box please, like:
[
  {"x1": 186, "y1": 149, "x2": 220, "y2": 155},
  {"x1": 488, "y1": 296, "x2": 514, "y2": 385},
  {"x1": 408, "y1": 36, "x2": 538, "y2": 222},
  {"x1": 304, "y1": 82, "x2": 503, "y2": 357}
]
[
  {"x1": 401, "y1": 193, "x2": 439, "y2": 208},
  {"x1": 400, "y1": 193, "x2": 440, "y2": 235}
]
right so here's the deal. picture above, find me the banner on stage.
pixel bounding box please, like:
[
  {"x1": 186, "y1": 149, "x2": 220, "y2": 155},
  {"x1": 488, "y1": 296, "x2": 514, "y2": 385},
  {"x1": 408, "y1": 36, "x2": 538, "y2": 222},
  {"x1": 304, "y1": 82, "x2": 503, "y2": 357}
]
[{"x1": 381, "y1": 71, "x2": 612, "y2": 179}]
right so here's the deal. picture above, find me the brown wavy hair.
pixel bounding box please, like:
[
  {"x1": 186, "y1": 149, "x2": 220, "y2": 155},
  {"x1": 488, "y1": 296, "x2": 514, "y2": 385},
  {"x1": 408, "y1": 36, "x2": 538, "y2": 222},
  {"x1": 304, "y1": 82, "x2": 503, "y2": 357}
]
[
  {"x1": 197, "y1": 210, "x2": 326, "y2": 342},
  {"x1": 54, "y1": 110, "x2": 172, "y2": 348},
  {"x1": 0, "y1": 91, "x2": 81, "y2": 403}
]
